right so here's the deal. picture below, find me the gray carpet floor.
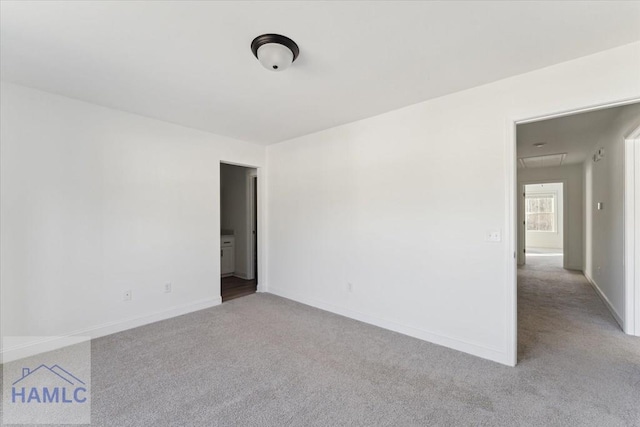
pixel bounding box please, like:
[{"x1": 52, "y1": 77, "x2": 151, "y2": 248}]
[{"x1": 4, "y1": 263, "x2": 640, "y2": 426}]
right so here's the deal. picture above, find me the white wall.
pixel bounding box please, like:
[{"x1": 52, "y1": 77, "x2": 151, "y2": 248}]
[
  {"x1": 584, "y1": 102, "x2": 640, "y2": 329},
  {"x1": 0, "y1": 82, "x2": 265, "y2": 362},
  {"x1": 266, "y1": 42, "x2": 640, "y2": 366},
  {"x1": 523, "y1": 183, "x2": 564, "y2": 250},
  {"x1": 220, "y1": 163, "x2": 256, "y2": 279},
  {"x1": 517, "y1": 165, "x2": 584, "y2": 269}
]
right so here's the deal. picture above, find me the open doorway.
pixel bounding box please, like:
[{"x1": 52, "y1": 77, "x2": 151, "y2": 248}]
[
  {"x1": 523, "y1": 182, "x2": 564, "y2": 269},
  {"x1": 512, "y1": 101, "x2": 640, "y2": 364},
  {"x1": 220, "y1": 162, "x2": 258, "y2": 302}
]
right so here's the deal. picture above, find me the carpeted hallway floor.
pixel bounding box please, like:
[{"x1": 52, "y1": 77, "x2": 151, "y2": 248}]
[{"x1": 5, "y1": 265, "x2": 640, "y2": 426}]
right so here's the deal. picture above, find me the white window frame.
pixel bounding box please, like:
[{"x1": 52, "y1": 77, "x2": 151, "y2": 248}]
[{"x1": 525, "y1": 191, "x2": 558, "y2": 233}]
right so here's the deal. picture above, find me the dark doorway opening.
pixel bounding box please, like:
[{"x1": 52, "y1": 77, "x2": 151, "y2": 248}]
[{"x1": 220, "y1": 163, "x2": 258, "y2": 302}]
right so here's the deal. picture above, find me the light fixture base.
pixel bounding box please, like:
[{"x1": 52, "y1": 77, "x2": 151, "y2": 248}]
[{"x1": 251, "y1": 34, "x2": 300, "y2": 63}]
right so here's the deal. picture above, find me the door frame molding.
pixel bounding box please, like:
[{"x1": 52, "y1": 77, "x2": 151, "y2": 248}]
[
  {"x1": 505, "y1": 97, "x2": 640, "y2": 366},
  {"x1": 247, "y1": 171, "x2": 258, "y2": 282},
  {"x1": 624, "y1": 125, "x2": 640, "y2": 336},
  {"x1": 219, "y1": 161, "x2": 264, "y2": 294},
  {"x1": 519, "y1": 180, "x2": 567, "y2": 267}
]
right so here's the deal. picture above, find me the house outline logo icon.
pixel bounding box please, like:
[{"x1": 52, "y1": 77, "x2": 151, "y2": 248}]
[{"x1": 11, "y1": 364, "x2": 88, "y2": 404}]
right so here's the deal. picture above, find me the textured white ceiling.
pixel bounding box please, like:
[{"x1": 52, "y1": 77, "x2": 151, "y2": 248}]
[
  {"x1": 517, "y1": 103, "x2": 640, "y2": 165},
  {"x1": 2, "y1": 1, "x2": 640, "y2": 144}
]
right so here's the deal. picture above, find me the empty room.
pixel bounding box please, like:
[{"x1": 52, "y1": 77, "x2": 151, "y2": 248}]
[{"x1": 1, "y1": 1, "x2": 639, "y2": 426}]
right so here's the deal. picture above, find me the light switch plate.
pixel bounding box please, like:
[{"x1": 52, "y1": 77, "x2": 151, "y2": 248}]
[{"x1": 487, "y1": 230, "x2": 501, "y2": 242}]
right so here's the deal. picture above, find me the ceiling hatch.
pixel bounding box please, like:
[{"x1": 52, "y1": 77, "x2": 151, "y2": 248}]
[{"x1": 518, "y1": 153, "x2": 567, "y2": 169}]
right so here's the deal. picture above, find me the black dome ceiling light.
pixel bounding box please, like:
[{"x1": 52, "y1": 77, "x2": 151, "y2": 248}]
[{"x1": 251, "y1": 34, "x2": 300, "y2": 72}]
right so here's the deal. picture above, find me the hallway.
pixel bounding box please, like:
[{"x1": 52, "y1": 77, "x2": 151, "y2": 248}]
[
  {"x1": 517, "y1": 262, "x2": 640, "y2": 422},
  {"x1": 525, "y1": 247, "x2": 563, "y2": 269}
]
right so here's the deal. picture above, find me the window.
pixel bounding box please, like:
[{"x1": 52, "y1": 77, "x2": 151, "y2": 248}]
[{"x1": 525, "y1": 193, "x2": 556, "y2": 232}]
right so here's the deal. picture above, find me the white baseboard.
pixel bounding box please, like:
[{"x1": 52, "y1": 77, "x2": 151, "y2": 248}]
[
  {"x1": 1, "y1": 297, "x2": 221, "y2": 363},
  {"x1": 256, "y1": 281, "x2": 267, "y2": 293},
  {"x1": 584, "y1": 273, "x2": 624, "y2": 329},
  {"x1": 267, "y1": 287, "x2": 511, "y2": 366}
]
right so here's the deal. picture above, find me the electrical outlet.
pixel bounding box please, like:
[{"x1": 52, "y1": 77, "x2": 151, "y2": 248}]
[
  {"x1": 347, "y1": 282, "x2": 353, "y2": 293},
  {"x1": 164, "y1": 282, "x2": 172, "y2": 293},
  {"x1": 123, "y1": 290, "x2": 132, "y2": 301}
]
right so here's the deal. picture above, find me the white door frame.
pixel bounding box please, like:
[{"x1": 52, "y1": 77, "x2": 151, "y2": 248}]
[
  {"x1": 519, "y1": 180, "x2": 567, "y2": 267},
  {"x1": 624, "y1": 125, "x2": 640, "y2": 336},
  {"x1": 505, "y1": 98, "x2": 640, "y2": 365},
  {"x1": 246, "y1": 171, "x2": 258, "y2": 282},
  {"x1": 219, "y1": 161, "x2": 264, "y2": 292}
]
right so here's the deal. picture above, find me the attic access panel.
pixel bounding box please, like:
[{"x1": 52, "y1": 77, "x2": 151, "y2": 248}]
[{"x1": 518, "y1": 153, "x2": 567, "y2": 169}]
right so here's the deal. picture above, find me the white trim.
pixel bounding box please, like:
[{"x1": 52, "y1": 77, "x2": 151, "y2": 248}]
[
  {"x1": 624, "y1": 126, "x2": 640, "y2": 336},
  {"x1": 519, "y1": 180, "x2": 568, "y2": 268},
  {"x1": 584, "y1": 273, "x2": 624, "y2": 328},
  {"x1": 268, "y1": 288, "x2": 512, "y2": 366},
  {"x1": 524, "y1": 190, "x2": 559, "y2": 233},
  {"x1": 246, "y1": 171, "x2": 258, "y2": 282},
  {"x1": 506, "y1": 97, "x2": 640, "y2": 366},
  {"x1": 505, "y1": 118, "x2": 518, "y2": 367},
  {"x1": 636, "y1": 140, "x2": 640, "y2": 336},
  {"x1": 515, "y1": 98, "x2": 640, "y2": 125},
  {"x1": 0, "y1": 297, "x2": 221, "y2": 363},
  {"x1": 256, "y1": 168, "x2": 266, "y2": 293},
  {"x1": 219, "y1": 161, "x2": 265, "y2": 294}
]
